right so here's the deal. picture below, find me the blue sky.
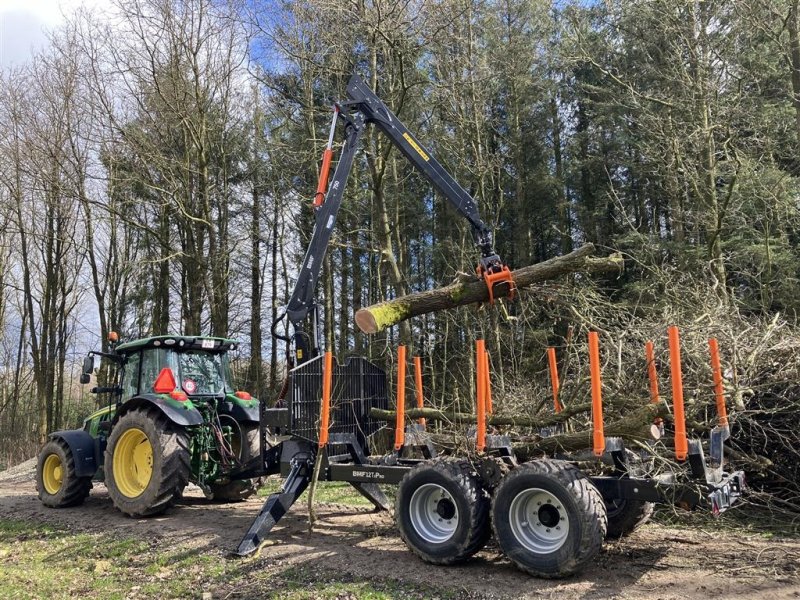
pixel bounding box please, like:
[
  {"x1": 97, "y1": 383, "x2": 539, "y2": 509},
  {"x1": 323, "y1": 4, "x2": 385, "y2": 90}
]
[{"x1": 0, "y1": 0, "x2": 102, "y2": 68}]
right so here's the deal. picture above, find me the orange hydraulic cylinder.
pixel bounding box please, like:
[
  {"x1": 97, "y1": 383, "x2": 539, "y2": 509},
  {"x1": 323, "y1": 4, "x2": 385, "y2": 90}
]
[
  {"x1": 394, "y1": 345, "x2": 407, "y2": 451},
  {"x1": 483, "y1": 350, "x2": 493, "y2": 415},
  {"x1": 313, "y1": 148, "x2": 334, "y2": 208},
  {"x1": 476, "y1": 340, "x2": 487, "y2": 452},
  {"x1": 588, "y1": 332, "x2": 606, "y2": 456},
  {"x1": 414, "y1": 356, "x2": 426, "y2": 427},
  {"x1": 547, "y1": 347, "x2": 562, "y2": 413},
  {"x1": 708, "y1": 338, "x2": 729, "y2": 428},
  {"x1": 319, "y1": 351, "x2": 333, "y2": 448},
  {"x1": 646, "y1": 340, "x2": 660, "y2": 404},
  {"x1": 668, "y1": 326, "x2": 689, "y2": 461}
]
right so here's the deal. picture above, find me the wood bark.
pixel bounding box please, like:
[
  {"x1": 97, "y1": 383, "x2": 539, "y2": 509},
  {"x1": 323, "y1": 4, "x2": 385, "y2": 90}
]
[
  {"x1": 372, "y1": 404, "x2": 663, "y2": 456},
  {"x1": 355, "y1": 243, "x2": 623, "y2": 334},
  {"x1": 369, "y1": 402, "x2": 593, "y2": 430}
]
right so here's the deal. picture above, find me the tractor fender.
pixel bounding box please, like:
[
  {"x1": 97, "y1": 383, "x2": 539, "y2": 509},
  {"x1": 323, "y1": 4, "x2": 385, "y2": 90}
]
[
  {"x1": 219, "y1": 400, "x2": 259, "y2": 423},
  {"x1": 49, "y1": 429, "x2": 98, "y2": 478},
  {"x1": 118, "y1": 394, "x2": 204, "y2": 427}
]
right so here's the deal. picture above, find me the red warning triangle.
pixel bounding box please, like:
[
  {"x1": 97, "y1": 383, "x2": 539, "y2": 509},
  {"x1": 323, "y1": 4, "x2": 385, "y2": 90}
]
[{"x1": 153, "y1": 367, "x2": 177, "y2": 394}]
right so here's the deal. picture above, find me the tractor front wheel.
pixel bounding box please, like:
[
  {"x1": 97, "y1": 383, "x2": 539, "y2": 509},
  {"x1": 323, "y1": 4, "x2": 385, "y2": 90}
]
[
  {"x1": 36, "y1": 438, "x2": 92, "y2": 508},
  {"x1": 105, "y1": 407, "x2": 190, "y2": 517}
]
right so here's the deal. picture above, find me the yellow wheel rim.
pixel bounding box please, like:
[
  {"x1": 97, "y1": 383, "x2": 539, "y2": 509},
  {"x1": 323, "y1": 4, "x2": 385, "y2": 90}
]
[
  {"x1": 113, "y1": 428, "x2": 153, "y2": 498},
  {"x1": 42, "y1": 453, "x2": 63, "y2": 495}
]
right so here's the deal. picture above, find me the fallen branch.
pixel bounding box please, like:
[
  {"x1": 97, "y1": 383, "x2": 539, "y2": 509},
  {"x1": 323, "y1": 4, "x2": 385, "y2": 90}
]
[{"x1": 355, "y1": 243, "x2": 623, "y2": 334}]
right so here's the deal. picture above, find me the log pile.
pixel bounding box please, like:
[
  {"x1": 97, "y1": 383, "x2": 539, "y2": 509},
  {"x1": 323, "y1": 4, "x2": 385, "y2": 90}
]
[{"x1": 369, "y1": 403, "x2": 665, "y2": 457}]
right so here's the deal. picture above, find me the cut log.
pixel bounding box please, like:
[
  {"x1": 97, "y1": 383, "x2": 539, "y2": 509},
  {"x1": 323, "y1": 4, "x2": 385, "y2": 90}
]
[
  {"x1": 512, "y1": 404, "x2": 664, "y2": 458},
  {"x1": 355, "y1": 243, "x2": 623, "y2": 334},
  {"x1": 372, "y1": 403, "x2": 664, "y2": 456},
  {"x1": 369, "y1": 402, "x2": 592, "y2": 430}
]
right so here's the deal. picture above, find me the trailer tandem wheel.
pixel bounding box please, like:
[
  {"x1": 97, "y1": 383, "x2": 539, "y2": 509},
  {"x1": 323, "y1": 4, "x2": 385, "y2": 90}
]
[
  {"x1": 36, "y1": 438, "x2": 92, "y2": 508},
  {"x1": 395, "y1": 458, "x2": 490, "y2": 564},
  {"x1": 491, "y1": 459, "x2": 607, "y2": 578},
  {"x1": 605, "y1": 498, "x2": 654, "y2": 538}
]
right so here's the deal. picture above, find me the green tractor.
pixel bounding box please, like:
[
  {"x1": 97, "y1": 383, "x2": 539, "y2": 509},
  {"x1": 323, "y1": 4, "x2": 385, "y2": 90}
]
[{"x1": 36, "y1": 334, "x2": 263, "y2": 517}]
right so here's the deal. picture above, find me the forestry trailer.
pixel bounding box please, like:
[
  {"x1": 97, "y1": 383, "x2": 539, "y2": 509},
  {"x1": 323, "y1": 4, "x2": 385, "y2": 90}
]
[{"x1": 37, "y1": 74, "x2": 744, "y2": 578}]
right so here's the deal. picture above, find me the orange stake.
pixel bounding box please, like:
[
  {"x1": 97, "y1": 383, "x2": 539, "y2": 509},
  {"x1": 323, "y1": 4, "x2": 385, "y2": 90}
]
[
  {"x1": 319, "y1": 351, "x2": 333, "y2": 448},
  {"x1": 708, "y1": 338, "x2": 729, "y2": 428},
  {"x1": 588, "y1": 332, "x2": 605, "y2": 456},
  {"x1": 414, "y1": 355, "x2": 426, "y2": 427},
  {"x1": 646, "y1": 341, "x2": 660, "y2": 404},
  {"x1": 668, "y1": 326, "x2": 689, "y2": 461},
  {"x1": 483, "y1": 350, "x2": 493, "y2": 415},
  {"x1": 476, "y1": 340, "x2": 487, "y2": 452},
  {"x1": 394, "y1": 346, "x2": 407, "y2": 451},
  {"x1": 547, "y1": 347, "x2": 562, "y2": 413}
]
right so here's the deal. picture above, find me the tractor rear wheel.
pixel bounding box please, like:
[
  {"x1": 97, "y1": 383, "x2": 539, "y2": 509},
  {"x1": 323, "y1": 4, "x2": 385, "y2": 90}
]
[
  {"x1": 36, "y1": 438, "x2": 92, "y2": 508},
  {"x1": 209, "y1": 422, "x2": 262, "y2": 501},
  {"x1": 491, "y1": 460, "x2": 607, "y2": 578},
  {"x1": 395, "y1": 458, "x2": 490, "y2": 565},
  {"x1": 105, "y1": 406, "x2": 190, "y2": 517}
]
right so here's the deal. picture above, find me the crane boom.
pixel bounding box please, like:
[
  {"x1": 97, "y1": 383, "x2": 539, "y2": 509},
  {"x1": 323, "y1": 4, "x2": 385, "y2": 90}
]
[{"x1": 275, "y1": 74, "x2": 509, "y2": 365}]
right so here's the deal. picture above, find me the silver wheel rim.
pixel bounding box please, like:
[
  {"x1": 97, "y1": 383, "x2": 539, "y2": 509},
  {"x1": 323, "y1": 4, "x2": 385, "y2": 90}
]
[
  {"x1": 509, "y1": 487, "x2": 569, "y2": 553},
  {"x1": 408, "y1": 483, "x2": 459, "y2": 544}
]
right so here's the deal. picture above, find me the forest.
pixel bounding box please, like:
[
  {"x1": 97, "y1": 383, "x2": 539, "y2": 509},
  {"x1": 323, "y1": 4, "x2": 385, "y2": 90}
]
[{"x1": 0, "y1": 0, "x2": 798, "y2": 515}]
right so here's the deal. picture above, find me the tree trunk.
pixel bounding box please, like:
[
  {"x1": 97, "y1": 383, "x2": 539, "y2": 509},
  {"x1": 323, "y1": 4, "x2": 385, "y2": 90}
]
[{"x1": 355, "y1": 244, "x2": 623, "y2": 334}]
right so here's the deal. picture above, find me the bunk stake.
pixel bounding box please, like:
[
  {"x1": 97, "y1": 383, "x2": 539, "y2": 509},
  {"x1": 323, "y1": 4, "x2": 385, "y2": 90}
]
[
  {"x1": 547, "y1": 347, "x2": 562, "y2": 413},
  {"x1": 588, "y1": 331, "x2": 606, "y2": 456},
  {"x1": 708, "y1": 338, "x2": 729, "y2": 429},
  {"x1": 413, "y1": 355, "x2": 425, "y2": 427},
  {"x1": 668, "y1": 326, "x2": 689, "y2": 461},
  {"x1": 645, "y1": 340, "x2": 659, "y2": 404},
  {"x1": 476, "y1": 340, "x2": 487, "y2": 452},
  {"x1": 394, "y1": 345, "x2": 407, "y2": 451},
  {"x1": 483, "y1": 350, "x2": 493, "y2": 415},
  {"x1": 319, "y1": 351, "x2": 333, "y2": 447}
]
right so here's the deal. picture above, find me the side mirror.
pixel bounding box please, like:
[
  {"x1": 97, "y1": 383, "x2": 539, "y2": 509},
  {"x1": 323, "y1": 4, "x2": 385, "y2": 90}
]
[
  {"x1": 79, "y1": 373, "x2": 90, "y2": 385},
  {"x1": 82, "y1": 355, "x2": 94, "y2": 375}
]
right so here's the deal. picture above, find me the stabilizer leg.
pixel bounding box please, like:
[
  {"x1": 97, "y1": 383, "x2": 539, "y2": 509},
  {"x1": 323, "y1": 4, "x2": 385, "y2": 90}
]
[
  {"x1": 235, "y1": 457, "x2": 311, "y2": 556},
  {"x1": 349, "y1": 482, "x2": 391, "y2": 510}
]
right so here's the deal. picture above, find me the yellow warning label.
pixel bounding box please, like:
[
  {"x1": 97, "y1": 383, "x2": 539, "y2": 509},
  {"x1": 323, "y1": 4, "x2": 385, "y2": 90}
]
[{"x1": 403, "y1": 132, "x2": 430, "y2": 162}]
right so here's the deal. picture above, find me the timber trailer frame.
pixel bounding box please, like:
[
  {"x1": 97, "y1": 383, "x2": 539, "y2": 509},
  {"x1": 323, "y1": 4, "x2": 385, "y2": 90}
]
[{"x1": 229, "y1": 74, "x2": 745, "y2": 578}]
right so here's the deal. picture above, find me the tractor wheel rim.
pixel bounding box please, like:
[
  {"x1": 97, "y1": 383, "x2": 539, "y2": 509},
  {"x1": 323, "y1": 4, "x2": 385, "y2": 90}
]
[
  {"x1": 508, "y1": 487, "x2": 569, "y2": 553},
  {"x1": 113, "y1": 428, "x2": 153, "y2": 498},
  {"x1": 408, "y1": 483, "x2": 459, "y2": 544},
  {"x1": 42, "y1": 454, "x2": 63, "y2": 495}
]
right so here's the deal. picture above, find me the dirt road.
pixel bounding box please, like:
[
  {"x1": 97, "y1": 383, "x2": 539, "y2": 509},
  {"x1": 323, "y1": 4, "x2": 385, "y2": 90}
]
[{"x1": 1, "y1": 462, "x2": 798, "y2": 599}]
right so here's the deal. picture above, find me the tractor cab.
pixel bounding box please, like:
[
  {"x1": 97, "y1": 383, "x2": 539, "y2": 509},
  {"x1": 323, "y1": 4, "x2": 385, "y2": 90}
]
[{"x1": 113, "y1": 336, "x2": 239, "y2": 401}]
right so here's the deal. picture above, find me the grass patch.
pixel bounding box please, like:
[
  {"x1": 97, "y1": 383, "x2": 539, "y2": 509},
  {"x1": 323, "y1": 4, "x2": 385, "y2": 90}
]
[
  {"x1": 0, "y1": 519, "x2": 449, "y2": 600},
  {"x1": 257, "y1": 477, "x2": 396, "y2": 507},
  {"x1": 0, "y1": 519, "x2": 241, "y2": 599}
]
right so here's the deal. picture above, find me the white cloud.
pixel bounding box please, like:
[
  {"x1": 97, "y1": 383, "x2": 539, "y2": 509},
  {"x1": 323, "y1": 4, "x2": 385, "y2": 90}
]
[{"x1": 0, "y1": 0, "x2": 104, "y2": 68}]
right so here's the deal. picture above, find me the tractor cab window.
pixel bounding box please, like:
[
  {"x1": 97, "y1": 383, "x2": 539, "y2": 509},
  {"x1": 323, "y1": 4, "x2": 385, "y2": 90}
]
[
  {"x1": 121, "y1": 352, "x2": 140, "y2": 402},
  {"x1": 177, "y1": 351, "x2": 227, "y2": 395},
  {"x1": 140, "y1": 348, "x2": 178, "y2": 395},
  {"x1": 139, "y1": 347, "x2": 229, "y2": 396}
]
